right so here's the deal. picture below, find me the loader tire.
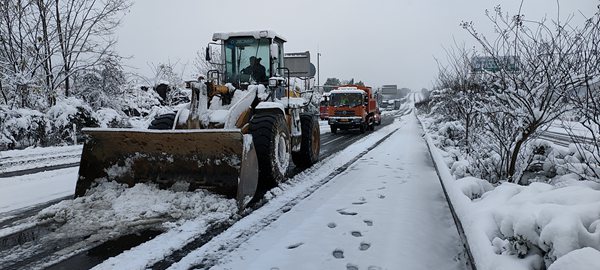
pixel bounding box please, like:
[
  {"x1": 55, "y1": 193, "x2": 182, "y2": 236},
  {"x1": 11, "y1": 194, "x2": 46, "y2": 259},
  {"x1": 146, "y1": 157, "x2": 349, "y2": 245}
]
[
  {"x1": 148, "y1": 113, "x2": 176, "y2": 130},
  {"x1": 292, "y1": 115, "x2": 321, "y2": 168},
  {"x1": 250, "y1": 112, "x2": 290, "y2": 190},
  {"x1": 330, "y1": 126, "x2": 337, "y2": 134}
]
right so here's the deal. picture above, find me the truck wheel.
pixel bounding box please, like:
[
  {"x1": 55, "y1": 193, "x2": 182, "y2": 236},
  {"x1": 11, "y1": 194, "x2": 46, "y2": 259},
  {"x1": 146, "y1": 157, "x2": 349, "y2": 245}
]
[
  {"x1": 330, "y1": 126, "x2": 337, "y2": 134},
  {"x1": 148, "y1": 113, "x2": 176, "y2": 129},
  {"x1": 250, "y1": 112, "x2": 290, "y2": 189},
  {"x1": 292, "y1": 115, "x2": 320, "y2": 168}
]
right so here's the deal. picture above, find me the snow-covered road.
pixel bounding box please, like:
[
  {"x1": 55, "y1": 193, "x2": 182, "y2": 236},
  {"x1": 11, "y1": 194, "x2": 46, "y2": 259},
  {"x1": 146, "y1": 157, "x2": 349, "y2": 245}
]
[
  {"x1": 191, "y1": 115, "x2": 464, "y2": 269},
  {"x1": 0, "y1": 167, "x2": 77, "y2": 213}
]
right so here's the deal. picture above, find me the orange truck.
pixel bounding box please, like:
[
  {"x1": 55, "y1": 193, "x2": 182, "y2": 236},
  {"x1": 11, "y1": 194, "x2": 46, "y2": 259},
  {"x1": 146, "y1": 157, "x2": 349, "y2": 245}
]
[{"x1": 327, "y1": 85, "x2": 381, "y2": 134}]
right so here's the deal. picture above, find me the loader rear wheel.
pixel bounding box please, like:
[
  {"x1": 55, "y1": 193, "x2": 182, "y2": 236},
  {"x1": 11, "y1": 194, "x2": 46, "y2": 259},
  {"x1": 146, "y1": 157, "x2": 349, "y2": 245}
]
[
  {"x1": 292, "y1": 115, "x2": 320, "y2": 168},
  {"x1": 250, "y1": 112, "x2": 290, "y2": 190},
  {"x1": 148, "y1": 113, "x2": 176, "y2": 130}
]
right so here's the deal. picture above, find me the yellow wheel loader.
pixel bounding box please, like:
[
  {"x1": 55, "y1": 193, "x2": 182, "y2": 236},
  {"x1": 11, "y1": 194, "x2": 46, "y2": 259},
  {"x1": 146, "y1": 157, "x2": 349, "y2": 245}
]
[{"x1": 75, "y1": 30, "x2": 320, "y2": 209}]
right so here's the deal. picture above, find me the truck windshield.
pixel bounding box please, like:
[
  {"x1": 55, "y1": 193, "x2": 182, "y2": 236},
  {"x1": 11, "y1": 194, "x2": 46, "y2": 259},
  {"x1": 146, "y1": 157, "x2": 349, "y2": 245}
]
[
  {"x1": 224, "y1": 37, "x2": 270, "y2": 84},
  {"x1": 330, "y1": 93, "x2": 363, "y2": 107}
]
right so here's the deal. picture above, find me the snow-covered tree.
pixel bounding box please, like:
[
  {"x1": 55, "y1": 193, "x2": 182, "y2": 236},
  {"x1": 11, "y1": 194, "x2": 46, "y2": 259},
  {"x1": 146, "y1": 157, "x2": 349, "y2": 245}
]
[
  {"x1": 458, "y1": 6, "x2": 597, "y2": 182},
  {"x1": 74, "y1": 56, "x2": 127, "y2": 109}
]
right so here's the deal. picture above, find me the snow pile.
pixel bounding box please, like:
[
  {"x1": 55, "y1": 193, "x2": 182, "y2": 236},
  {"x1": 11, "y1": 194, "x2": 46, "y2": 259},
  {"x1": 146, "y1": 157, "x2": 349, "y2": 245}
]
[
  {"x1": 547, "y1": 247, "x2": 600, "y2": 270},
  {"x1": 419, "y1": 114, "x2": 600, "y2": 270},
  {"x1": 36, "y1": 180, "x2": 237, "y2": 239},
  {"x1": 485, "y1": 182, "x2": 600, "y2": 268},
  {"x1": 455, "y1": 176, "x2": 493, "y2": 199}
]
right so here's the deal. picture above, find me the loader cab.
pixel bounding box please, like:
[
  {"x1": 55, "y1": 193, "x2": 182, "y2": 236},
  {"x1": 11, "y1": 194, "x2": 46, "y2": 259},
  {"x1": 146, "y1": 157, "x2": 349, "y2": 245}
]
[{"x1": 211, "y1": 31, "x2": 286, "y2": 88}]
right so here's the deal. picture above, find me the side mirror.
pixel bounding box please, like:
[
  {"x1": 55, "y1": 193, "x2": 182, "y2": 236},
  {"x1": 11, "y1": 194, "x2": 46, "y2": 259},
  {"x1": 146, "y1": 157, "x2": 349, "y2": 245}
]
[
  {"x1": 270, "y1": 43, "x2": 279, "y2": 61},
  {"x1": 205, "y1": 47, "x2": 211, "y2": 62}
]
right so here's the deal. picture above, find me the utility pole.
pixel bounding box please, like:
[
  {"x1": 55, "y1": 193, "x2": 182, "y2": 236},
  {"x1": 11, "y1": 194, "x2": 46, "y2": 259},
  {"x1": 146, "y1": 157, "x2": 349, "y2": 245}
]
[{"x1": 317, "y1": 52, "x2": 321, "y2": 91}]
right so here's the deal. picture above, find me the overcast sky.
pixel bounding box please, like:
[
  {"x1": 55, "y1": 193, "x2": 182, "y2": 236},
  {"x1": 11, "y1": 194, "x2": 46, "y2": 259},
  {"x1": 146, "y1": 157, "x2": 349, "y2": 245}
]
[{"x1": 115, "y1": 0, "x2": 597, "y2": 90}]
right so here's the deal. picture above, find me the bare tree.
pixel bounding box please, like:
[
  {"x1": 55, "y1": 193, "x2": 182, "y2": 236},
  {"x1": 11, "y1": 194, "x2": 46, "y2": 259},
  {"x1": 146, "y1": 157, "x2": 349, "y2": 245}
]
[
  {"x1": 433, "y1": 44, "x2": 484, "y2": 153},
  {"x1": 194, "y1": 47, "x2": 222, "y2": 78},
  {"x1": 563, "y1": 10, "x2": 600, "y2": 180},
  {"x1": 53, "y1": 0, "x2": 131, "y2": 97},
  {"x1": 459, "y1": 5, "x2": 593, "y2": 182},
  {"x1": 0, "y1": 0, "x2": 44, "y2": 108}
]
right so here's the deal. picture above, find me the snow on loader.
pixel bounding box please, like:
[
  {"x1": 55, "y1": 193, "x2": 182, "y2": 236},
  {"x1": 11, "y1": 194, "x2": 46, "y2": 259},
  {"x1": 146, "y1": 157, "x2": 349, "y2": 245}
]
[{"x1": 75, "y1": 30, "x2": 320, "y2": 209}]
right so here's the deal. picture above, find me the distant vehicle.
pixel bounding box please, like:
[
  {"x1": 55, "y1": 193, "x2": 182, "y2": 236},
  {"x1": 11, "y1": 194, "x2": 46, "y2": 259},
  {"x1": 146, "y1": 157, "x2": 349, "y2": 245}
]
[
  {"x1": 327, "y1": 85, "x2": 381, "y2": 134},
  {"x1": 320, "y1": 92, "x2": 330, "y2": 120},
  {"x1": 394, "y1": 99, "x2": 401, "y2": 110}
]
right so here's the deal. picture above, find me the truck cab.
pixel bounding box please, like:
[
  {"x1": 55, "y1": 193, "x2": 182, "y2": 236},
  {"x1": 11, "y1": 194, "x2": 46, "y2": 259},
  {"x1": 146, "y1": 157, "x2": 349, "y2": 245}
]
[{"x1": 327, "y1": 85, "x2": 379, "y2": 134}]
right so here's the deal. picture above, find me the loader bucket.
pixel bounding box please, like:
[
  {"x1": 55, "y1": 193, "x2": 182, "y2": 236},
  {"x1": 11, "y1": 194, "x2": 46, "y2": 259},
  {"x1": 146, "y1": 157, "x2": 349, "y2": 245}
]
[{"x1": 75, "y1": 128, "x2": 259, "y2": 209}]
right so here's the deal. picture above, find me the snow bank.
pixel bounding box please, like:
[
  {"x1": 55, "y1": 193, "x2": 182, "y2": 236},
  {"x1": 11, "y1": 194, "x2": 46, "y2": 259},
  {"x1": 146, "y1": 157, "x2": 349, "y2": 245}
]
[
  {"x1": 547, "y1": 248, "x2": 600, "y2": 270},
  {"x1": 418, "y1": 113, "x2": 600, "y2": 270}
]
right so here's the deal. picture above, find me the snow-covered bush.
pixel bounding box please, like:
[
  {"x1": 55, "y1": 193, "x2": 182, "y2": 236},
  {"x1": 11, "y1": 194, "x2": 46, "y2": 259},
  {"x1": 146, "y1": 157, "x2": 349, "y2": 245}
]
[
  {"x1": 438, "y1": 121, "x2": 465, "y2": 147},
  {"x1": 455, "y1": 176, "x2": 493, "y2": 199},
  {"x1": 0, "y1": 106, "x2": 49, "y2": 150},
  {"x1": 95, "y1": 108, "x2": 131, "y2": 128},
  {"x1": 46, "y1": 97, "x2": 99, "y2": 144},
  {"x1": 489, "y1": 181, "x2": 600, "y2": 268},
  {"x1": 120, "y1": 86, "x2": 162, "y2": 117}
]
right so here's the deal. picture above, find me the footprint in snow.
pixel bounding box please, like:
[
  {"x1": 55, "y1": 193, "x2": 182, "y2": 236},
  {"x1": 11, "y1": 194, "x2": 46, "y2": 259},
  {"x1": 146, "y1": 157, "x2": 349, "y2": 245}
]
[
  {"x1": 377, "y1": 194, "x2": 386, "y2": 199},
  {"x1": 333, "y1": 249, "x2": 344, "y2": 259},
  {"x1": 363, "y1": 220, "x2": 373, "y2": 226},
  {"x1": 337, "y1": 209, "x2": 358, "y2": 216},
  {"x1": 346, "y1": 264, "x2": 359, "y2": 270},
  {"x1": 359, "y1": 242, "x2": 371, "y2": 251},
  {"x1": 352, "y1": 201, "x2": 367, "y2": 205},
  {"x1": 287, "y1": 242, "x2": 303, "y2": 249},
  {"x1": 368, "y1": 266, "x2": 383, "y2": 270},
  {"x1": 327, "y1": 222, "x2": 337, "y2": 228},
  {"x1": 351, "y1": 231, "x2": 363, "y2": 237}
]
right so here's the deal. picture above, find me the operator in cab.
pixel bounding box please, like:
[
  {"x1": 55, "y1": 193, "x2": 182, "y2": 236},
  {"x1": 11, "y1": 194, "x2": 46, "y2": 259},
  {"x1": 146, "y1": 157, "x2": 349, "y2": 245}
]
[{"x1": 241, "y1": 56, "x2": 267, "y2": 83}]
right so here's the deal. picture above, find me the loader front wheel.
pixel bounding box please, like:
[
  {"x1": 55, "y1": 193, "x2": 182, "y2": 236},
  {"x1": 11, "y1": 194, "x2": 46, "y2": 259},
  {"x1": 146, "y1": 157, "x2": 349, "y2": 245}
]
[
  {"x1": 148, "y1": 113, "x2": 176, "y2": 130},
  {"x1": 250, "y1": 112, "x2": 290, "y2": 190},
  {"x1": 292, "y1": 115, "x2": 320, "y2": 168}
]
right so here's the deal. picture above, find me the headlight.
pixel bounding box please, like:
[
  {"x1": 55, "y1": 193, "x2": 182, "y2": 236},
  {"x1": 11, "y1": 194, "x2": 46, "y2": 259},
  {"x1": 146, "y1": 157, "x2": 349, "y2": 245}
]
[{"x1": 269, "y1": 78, "x2": 278, "y2": 87}]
